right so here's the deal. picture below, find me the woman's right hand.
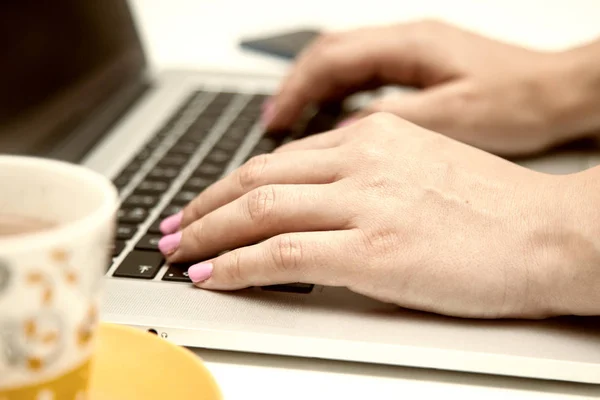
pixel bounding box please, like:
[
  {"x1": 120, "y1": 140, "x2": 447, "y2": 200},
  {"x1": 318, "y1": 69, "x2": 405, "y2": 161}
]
[{"x1": 263, "y1": 20, "x2": 594, "y2": 157}]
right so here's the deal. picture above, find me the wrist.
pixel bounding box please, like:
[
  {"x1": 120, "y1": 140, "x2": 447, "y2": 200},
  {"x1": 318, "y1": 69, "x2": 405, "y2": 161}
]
[
  {"x1": 548, "y1": 43, "x2": 600, "y2": 140},
  {"x1": 535, "y1": 170, "x2": 600, "y2": 316}
]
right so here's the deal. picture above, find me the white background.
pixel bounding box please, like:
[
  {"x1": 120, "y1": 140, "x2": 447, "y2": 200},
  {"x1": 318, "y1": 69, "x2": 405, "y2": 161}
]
[{"x1": 128, "y1": 1, "x2": 600, "y2": 398}]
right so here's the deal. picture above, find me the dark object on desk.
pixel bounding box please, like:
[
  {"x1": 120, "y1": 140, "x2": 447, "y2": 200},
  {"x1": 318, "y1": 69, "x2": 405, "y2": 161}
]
[{"x1": 239, "y1": 28, "x2": 321, "y2": 60}]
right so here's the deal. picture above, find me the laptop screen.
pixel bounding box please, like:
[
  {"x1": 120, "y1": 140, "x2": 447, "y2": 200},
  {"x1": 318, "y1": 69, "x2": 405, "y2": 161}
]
[{"x1": 0, "y1": 0, "x2": 147, "y2": 160}]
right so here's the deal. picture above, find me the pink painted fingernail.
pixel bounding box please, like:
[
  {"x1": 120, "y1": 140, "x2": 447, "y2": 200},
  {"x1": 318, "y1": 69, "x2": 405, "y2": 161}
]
[
  {"x1": 158, "y1": 232, "x2": 182, "y2": 255},
  {"x1": 336, "y1": 117, "x2": 357, "y2": 128},
  {"x1": 160, "y1": 211, "x2": 183, "y2": 235},
  {"x1": 188, "y1": 262, "x2": 213, "y2": 283},
  {"x1": 261, "y1": 100, "x2": 276, "y2": 126}
]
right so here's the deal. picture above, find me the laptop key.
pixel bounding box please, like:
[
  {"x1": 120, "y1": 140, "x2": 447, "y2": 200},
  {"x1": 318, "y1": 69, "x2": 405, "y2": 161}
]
[
  {"x1": 132, "y1": 148, "x2": 153, "y2": 163},
  {"x1": 170, "y1": 141, "x2": 197, "y2": 155},
  {"x1": 262, "y1": 283, "x2": 314, "y2": 294},
  {"x1": 162, "y1": 263, "x2": 192, "y2": 282},
  {"x1": 204, "y1": 149, "x2": 231, "y2": 166},
  {"x1": 124, "y1": 194, "x2": 159, "y2": 208},
  {"x1": 136, "y1": 180, "x2": 169, "y2": 194},
  {"x1": 135, "y1": 234, "x2": 162, "y2": 251},
  {"x1": 214, "y1": 136, "x2": 242, "y2": 152},
  {"x1": 147, "y1": 218, "x2": 163, "y2": 235},
  {"x1": 157, "y1": 154, "x2": 188, "y2": 168},
  {"x1": 193, "y1": 162, "x2": 222, "y2": 178},
  {"x1": 118, "y1": 207, "x2": 148, "y2": 224},
  {"x1": 148, "y1": 167, "x2": 179, "y2": 181},
  {"x1": 183, "y1": 176, "x2": 213, "y2": 192},
  {"x1": 160, "y1": 204, "x2": 184, "y2": 218},
  {"x1": 113, "y1": 250, "x2": 164, "y2": 279},
  {"x1": 171, "y1": 190, "x2": 198, "y2": 205},
  {"x1": 113, "y1": 173, "x2": 132, "y2": 189},
  {"x1": 116, "y1": 224, "x2": 137, "y2": 240}
]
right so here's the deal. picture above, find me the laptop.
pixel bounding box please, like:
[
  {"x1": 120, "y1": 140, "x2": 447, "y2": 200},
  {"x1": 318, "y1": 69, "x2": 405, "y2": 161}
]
[{"x1": 3, "y1": 0, "x2": 599, "y2": 384}]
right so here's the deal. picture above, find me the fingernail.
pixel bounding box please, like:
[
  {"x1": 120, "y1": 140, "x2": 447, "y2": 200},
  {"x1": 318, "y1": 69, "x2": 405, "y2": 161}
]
[
  {"x1": 158, "y1": 232, "x2": 182, "y2": 255},
  {"x1": 261, "y1": 100, "x2": 276, "y2": 126},
  {"x1": 188, "y1": 262, "x2": 213, "y2": 283},
  {"x1": 160, "y1": 211, "x2": 183, "y2": 235},
  {"x1": 336, "y1": 117, "x2": 357, "y2": 128}
]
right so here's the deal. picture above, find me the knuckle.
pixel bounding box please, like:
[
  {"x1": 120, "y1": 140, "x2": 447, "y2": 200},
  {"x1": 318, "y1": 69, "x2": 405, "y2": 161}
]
[
  {"x1": 237, "y1": 154, "x2": 270, "y2": 192},
  {"x1": 270, "y1": 234, "x2": 304, "y2": 271},
  {"x1": 411, "y1": 19, "x2": 446, "y2": 34},
  {"x1": 316, "y1": 31, "x2": 343, "y2": 46},
  {"x1": 221, "y1": 250, "x2": 244, "y2": 282},
  {"x1": 360, "y1": 174, "x2": 391, "y2": 192},
  {"x1": 357, "y1": 226, "x2": 400, "y2": 256},
  {"x1": 364, "y1": 111, "x2": 401, "y2": 127},
  {"x1": 189, "y1": 220, "x2": 205, "y2": 244},
  {"x1": 245, "y1": 185, "x2": 277, "y2": 222}
]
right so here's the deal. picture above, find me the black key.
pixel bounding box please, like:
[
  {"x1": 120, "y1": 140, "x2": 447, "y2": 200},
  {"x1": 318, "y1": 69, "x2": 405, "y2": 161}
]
[
  {"x1": 160, "y1": 204, "x2": 184, "y2": 218},
  {"x1": 193, "y1": 162, "x2": 222, "y2": 178},
  {"x1": 147, "y1": 166, "x2": 180, "y2": 181},
  {"x1": 132, "y1": 148, "x2": 153, "y2": 163},
  {"x1": 145, "y1": 137, "x2": 164, "y2": 150},
  {"x1": 262, "y1": 283, "x2": 314, "y2": 294},
  {"x1": 183, "y1": 176, "x2": 213, "y2": 191},
  {"x1": 120, "y1": 162, "x2": 144, "y2": 175},
  {"x1": 245, "y1": 148, "x2": 265, "y2": 162},
  {"x1": 214, "y1": 136, "x2": 242, "y2": 152},
  {"x1": 255, "y1": 137, "x2": 281, "y2": 153},
  {"x1": 211, "y1": 92, "x2": 235, "y2": 106},
  {"x1": 188, "y1": 115, "x2": 215, "y2": 129},
  {"x1": 204, "y1": 149, "x2": 231, "y2": 166},
  {"x1": 135, "y1": 234, "x2": 162, "y2": 251},
  {"x1": 113, "y1": 173, "x2": 132, "y2": 189},
  {"x1": 157, "y1": 154, "x2": 188, "y2": 168},
  {"x1": 170, "y1": 141, "x2": 197, "y2": 155},
  {"x1": 118, "y1": 207, "x2": 148, "y2": 224},
  {"x1": 162, "y1": 263, "x2": 192, "y2": 282},
  {"x1": 224, "y1": 126, "x2": 248, "y2": 140},
  {"x1": 116, "y1": 224, "x2": 137, "y2": 240},
  {"x1": 248, "y1": 94, "x2": 269, "y2": 108},
  {"x1": 112, "y1": 240, "x2": 126, "y2": 257},
  {"x1": 171, "y1": 190, "x2": 198, "y2": 205},
  {"x1": 124, "y1": 194, "x2": 159, "y2": 208},
  {"x1": 136, "y1": 180, "x2": 169, "y2": 194},
  {"x1": 147, "y1": 218, "x2": 163, "y2": 234},
  {"x1": 181, "y1": 125, "x2": 210, "y2": 143},
  {"x1": 113, "y1": 250, "x2": 164, "y2": 279}
]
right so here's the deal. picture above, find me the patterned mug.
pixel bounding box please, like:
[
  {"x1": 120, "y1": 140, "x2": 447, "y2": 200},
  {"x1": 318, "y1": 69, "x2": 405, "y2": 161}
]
[{"x1": 0, "y1": 156, "x2": 117, "y2": 400}]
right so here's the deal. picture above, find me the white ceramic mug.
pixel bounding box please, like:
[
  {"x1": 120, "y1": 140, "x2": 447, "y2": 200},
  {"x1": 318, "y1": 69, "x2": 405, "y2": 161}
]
[{"x1": 0, "y1": 156, "x2": 117, "y2": 399}]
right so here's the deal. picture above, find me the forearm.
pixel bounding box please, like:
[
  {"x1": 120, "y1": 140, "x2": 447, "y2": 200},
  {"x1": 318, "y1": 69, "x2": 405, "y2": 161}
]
[{"x1": 542, "y1": 169, "x2": 600, "y2": 316}]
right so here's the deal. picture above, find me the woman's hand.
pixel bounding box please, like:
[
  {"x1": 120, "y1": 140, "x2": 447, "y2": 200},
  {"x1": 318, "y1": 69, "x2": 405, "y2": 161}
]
[
  {"x1": 158, "y1": 112, "x2": 575, "y2": 319},
  {"x1": 263, "y1": 20, "x2": 589, "y2": 157}
]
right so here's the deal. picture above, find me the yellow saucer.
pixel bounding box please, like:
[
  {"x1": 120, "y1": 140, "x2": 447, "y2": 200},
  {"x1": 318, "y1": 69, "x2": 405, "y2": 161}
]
[{"x1": 90, "y1": 323, "x2": 222, "y2": 400}]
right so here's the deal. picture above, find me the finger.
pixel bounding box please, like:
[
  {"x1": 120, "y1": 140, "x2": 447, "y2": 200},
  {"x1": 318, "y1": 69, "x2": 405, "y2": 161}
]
[
  {"x1": 171, "y1": 149, "x2": 343, "y2": 232},
  {"x1": 162, "y1": 184, "x2": 350, "y2": 263},
  {"x1": 341, "y1": 83, "x2": 469, "y2": 132},
  {"x1": 273, "y1": 127, "x2": 347, "y2": 153},
  {"x1": 186, "y1": 230, "x2": 356, "y2": 290},
  {"x1": 265, "y1": 23, "x2": 450, "y2": 130}
]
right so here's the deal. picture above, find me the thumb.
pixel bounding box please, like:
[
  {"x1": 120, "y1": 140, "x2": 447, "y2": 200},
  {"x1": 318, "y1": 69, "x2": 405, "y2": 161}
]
[{"x1": 339, "y1": 83, "x2": 470, "y2": 131}]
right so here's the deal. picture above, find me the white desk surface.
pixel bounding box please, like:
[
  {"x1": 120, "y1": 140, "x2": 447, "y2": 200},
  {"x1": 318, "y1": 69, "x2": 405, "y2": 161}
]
[{"x1": 128, "y1": 1, "x2": 600, "y2": 398}]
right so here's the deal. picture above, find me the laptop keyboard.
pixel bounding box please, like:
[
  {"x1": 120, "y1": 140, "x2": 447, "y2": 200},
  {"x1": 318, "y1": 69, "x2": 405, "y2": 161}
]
[{"x1": 108, "y1": 89, "x2": 344, "y2": 294}]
